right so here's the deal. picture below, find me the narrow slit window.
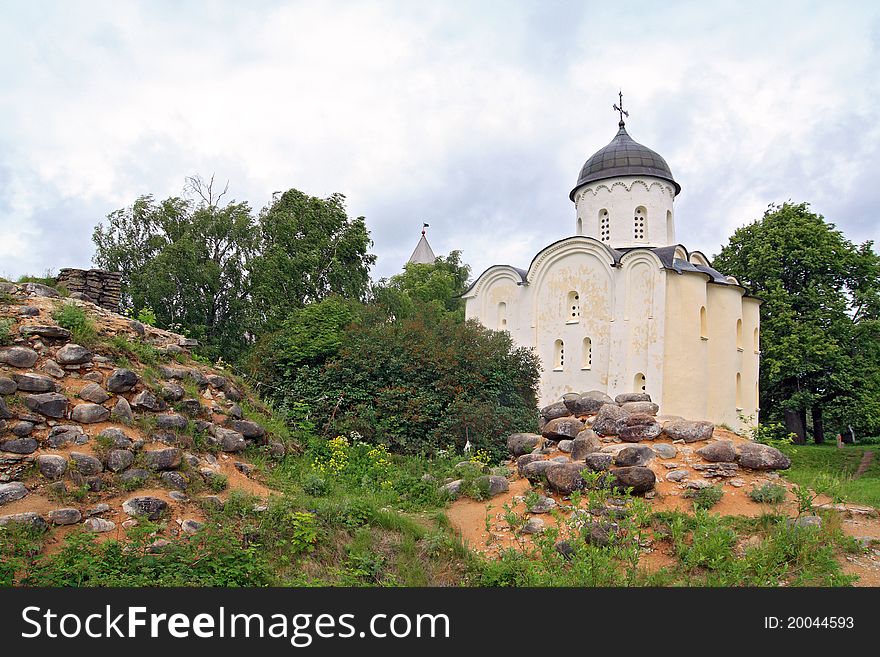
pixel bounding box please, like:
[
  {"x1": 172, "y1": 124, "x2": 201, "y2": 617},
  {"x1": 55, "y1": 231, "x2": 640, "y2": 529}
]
[
  {"x1": 498, "y1": 302, "x2": 507, "y2": 330},
  {"x1": 582, "y1": 337, "x2": 592, "y2": 369},
  {"x1": 599, "y1": 209, "x2": 610, "y2": 243},
  {"x1": 634, "y1": 372, "x2": 646, "y2": 393},
  {"x1": 633, "y1": 206, "x2": 646, "y2": 241},
  {"x1": 554, "y1": 339, "x2": 564, "y2": 370},
  {"x1": 700, "y1": 306, "x2": 708, "y2": 339},
  {"x1": 567, "y1": 291, "x2": 580, "y2": 322},
  {"x1": 736, "y1": 318, "x2": 743, "y2": 350}
]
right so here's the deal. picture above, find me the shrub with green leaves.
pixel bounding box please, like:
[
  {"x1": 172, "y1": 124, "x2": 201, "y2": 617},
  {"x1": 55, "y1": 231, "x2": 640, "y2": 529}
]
[
  {"x1": 0, "y1": 318, "x2": 13, "y2": 346},
  {"x1": 52, "y1": 302, "x2": 97, "y2": 346},
  {"x1": 749, "y1": 482, "x2": 787, "y2": 504},
  {"x1": 685, "y1": 484, "x2": 724, "y2": 510}
]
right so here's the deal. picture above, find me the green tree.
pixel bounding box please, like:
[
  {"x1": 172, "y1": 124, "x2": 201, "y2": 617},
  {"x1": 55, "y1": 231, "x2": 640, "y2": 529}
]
[
  {"x1": 371, "y1": 250, "x2": 471, "y2": 321},
  {"x1": 713, "y1": 202, "x2": 880, "y2": 443},
  {"x1": 92, "y1": 176, "x2": 257, "y2": 359},
  {"x1": 250, "y1": 190, "x2": 375, "y2": 333}
]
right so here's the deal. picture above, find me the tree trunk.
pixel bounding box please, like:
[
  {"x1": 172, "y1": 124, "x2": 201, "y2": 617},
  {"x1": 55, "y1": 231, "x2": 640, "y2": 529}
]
[
  {"x1": 811, "y1": 406, "x2": 825, "y2": 444},
  {"x1": 784, "y1": 408, "x2": 807, "y2": 444}
]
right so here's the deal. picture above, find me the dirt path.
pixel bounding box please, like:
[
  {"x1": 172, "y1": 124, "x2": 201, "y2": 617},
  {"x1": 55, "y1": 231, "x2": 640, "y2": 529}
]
[{"x1": 854, "y1": 450, "x2": 875, "y2": 478}]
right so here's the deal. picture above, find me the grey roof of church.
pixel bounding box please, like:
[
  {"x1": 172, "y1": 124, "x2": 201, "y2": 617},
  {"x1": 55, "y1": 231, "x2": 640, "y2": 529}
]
[
  {"x1": 408, "y1": 234, "x2": 436, "y2": 265},
  {"x1": 570, "y1": 121, "x2": 680, "y2": 199}
]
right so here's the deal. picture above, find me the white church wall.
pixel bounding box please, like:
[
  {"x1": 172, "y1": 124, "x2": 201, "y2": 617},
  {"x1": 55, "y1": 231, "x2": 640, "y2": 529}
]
[
  {"x1": 573, "y1": 176, "x2": 676, "y2": 248},
  {"x1": 706, "y1": 283, "x2": 744, "y2": 430},
  {"x1": 740, "y1": 297, "x2": 762, "y2": 431}
]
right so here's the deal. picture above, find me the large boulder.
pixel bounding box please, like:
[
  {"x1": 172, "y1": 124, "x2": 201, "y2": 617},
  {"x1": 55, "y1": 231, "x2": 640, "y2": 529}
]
[
  {"x1": 0, "y1": 376, "x2": 16, "y2": 395},
  {"x1": 19, "y1": 325, "x2": 70, "y2": 340},
  {"x1": 47, "y1": 425, "x2": 87, "y2": 447},
  {"x1": 584, "y1": 452, "x2": 614, "y2": 471},
  {"x1": 620, "y1": 401, "x2": 659, "y2": 416},
  {"x1": 106, "y1": 368, "x2": 138, "y2": 393},
  {"x1": 591, "y1": 403, "x2": 630, "y2": 436},
  {"x1": 143, "y1": 448, "x2": 182, "y2": 471},
  {"x1": 0, "y1": 346, "x2": 39, "y2": 368},
  {"x1": 697, "y1": 440, "x2": 738, "y2": 463},
  {"x1": 111, "y1": 397, "x2": 134, "y2": 423},
  {"x1": 545, "y1": 462, "x2": 587, "y2": 494},
  {"x1": 71, "y1": 403, "x2": 110, "y2": 424},
  {"x1": 540, "y1": 401, "x2": 571, "y2": 421},
  {"x1": 542, "y1": 417, "x2": 585, "y2": 440},
  {"x1": 228, "y1": 419, "x2": 266, "y2": 441},
  {"x1": 562, "y1": 393, "x2": 607, "y2": 416},
  {"x1": 155, "y1": 414, "x2": 188, "y2": 431},
  {"x1": 608, "y1": 466, "x2": 656, "y2": 495},
  {"x1": 212, "y1": 428, "x2": 246, "y2": 453},
  {"x1": 37, "y1": 455, "x2": 68, "y2": 479},
  {"x1": 0, "y1": 397, "x2": 11, "y2": 420},
  {"x1": 652, "y1": 443, "x2": 678, "y2": 459},
  {"x1": 618, "y1": 413, "x2": 662, "y2": 442},
  {"x1": 570, "y1": 429, "x2": 601, "y2": 460},
  {"x1": 516, "y1": 453, "x2": 544, "y2": 475},
  {"x1": 98, "y1": 428, "x2": 133, "y2": 449},
  {"x1": 79, "y1": 383, "x2": 110, "y2": 404},
  {"x1": 662, "y1": 419, "x2": 715, "y2": 443},
  {"x1": 0, "y1": 481, "x2": 28, "y2": 505},
  {"x1": 521, "y1": 460, "x2": 557, "y2": 481},
  {"x1": 122, "y1": 496, "x2": 168, "y2": 520},
  {"x1": 581, "y1": 390, "x2": 614, "y2": 405},
  {"x1": 12, "y1": 373, "x2": 56, "y2": 393},
  {"x1": 0, "y1": 511, "x2": 47, "y2": 532},
  {"x1": 160, "y1": 383, "x2": 185, "y2": 402},
  {"x1": 737, "y1": 442, "x2": 791, "y2": 470},
  {"x1": 56, "y1": 343, "x2": 92, "y2": 365},
  {"x1": 0, "y1": 437, "x2": 38, "y2": 454},
  {"x1": 614, "y1": 445, "x2": 655, "y2": 467},
  {"x1": 477, "y1": 475, "x2": 509, "y2": 497},
  {"x1": 106, "y1": 449, "x2": 135, "y2": 472},
  {"x1": 84, "y1": 517, "x2": 116, "y2": 533},
  {"x1": 24, "y1": 392, "x2": 69, "y2": 418},
  {"x1": 70, "y1": 452, "x2": 103, "y2": 476},
  {"x1": 49, "y1": 508, "x2": 82, "y2": 525},
  {"x1": 507, "y1": 433, "x2": 541, "y2": 457}
]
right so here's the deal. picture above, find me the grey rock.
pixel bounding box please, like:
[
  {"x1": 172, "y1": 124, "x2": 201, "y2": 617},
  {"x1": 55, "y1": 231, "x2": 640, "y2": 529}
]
[
  {"x1": 22, "y1": 282, "x2": 60, "y2": 298},
  {"x1": 47, "y1": 426, "x2": 87, "y2": 447},
  {"x1": 49, "y1": 508, "x2": 82, "y2": 525},
  {"x1": 584, "y1": 452, "x2": 614, "y2": 471},
  {"x1": 268, "y1": 441, "x2": 286, "y2": 459},
  {"x1": 179, "y1": 337, "x2": 199, "y2": 348},
  {"x1": 697, "y1": 440, "x2": 738, "y2": 463},
  {"x1": 13, "y1": 373, "x2": 56, "y2": 392},
  {"x1": 614, "y1": 445, "x2": 655, "y2": 467},
  {"x1": 787, "y1": 515, "x2": 823, "y2": 529},
  {"x1": 545, "y1": 462, "x2": 587, "y2": 494},
  {"x1": 522, "y1": 517, "x2": 545, "y2": 534},
  {"x1": 564, "y1": 391, "x2": 610, "y2": 416},
  {"x1": 40, "y1": 360, "x2": 65, "y2": 378},
  {"x1": 37, "y1": 454, "x2": 68, "y2": 479},
  {"x1": 168, "y1": 491, "x2": 188, "y2": 502},
  {"x1": 206, "y1": 374, "x2": 228, "y2": 389},
  {"x1": 0, "y1": 511, "x2": 47, "y2": 531},
  {"x1": 609, "y1": 467, "x2": 657, "y2": 494},
  {"x1": 591, "y1": 403, "x2": 630, "y2": 436},
  {"x1": 557, "y1": 439, "x2": 573, "y2": 453},
  {"x1": 0, "y1": 397, "x2": 11, "y2": 420},
  {"x1": 19, "y1": 325, "x2": 70, "y2": 339},
  {"x1": 160, "y1": 383, "x2": 185, "y2": 402},
  {"x1": 178, "y1": 399, "x2": 202, "y2": 416},
  {"x1": 228, "y1": 404, "x2": 243, "y2": 419},
  {"x1": 106, "y1": 369, "x2": 138, "y2": 393},
  {"x1": 11, "y1": 421, "x2": 34, "y2": 437},
  {"x1": 584, "y1": 520, "x2": 619, "y2": 547},
  {"x1": 234, "y1": 461, "x2": 254, "y2": 475},
  {"x1": 128, "y1": 319, "x2": 145, "y2": 335},
  {"x1": 542, "y1": 416, "x2": 585, "y2": 440},
  {"x1": 83, "y1": 371, "x2": 104, "y2": 384},
  {"x1": 441, "y1": 479, "x2": 463, "y2": 498},
  {"x1": 98, "y1": 428, "x2": 133, "y2": 448},
  {"x1": 111, "y1": 397, "x2": 133, "y2": 423},
  {"x1": 0, "y1": 346, "x2": 39, "y2": 368},
  {"x1": 228, "y1": 419, "x2": 266, "y2": 440},
  {"x1": 86, "y1": 503, "x2": 110, "y2": 517},
  {"x1": 527, "y1": 495, "x2": 557, "y2": 514},
  {"x1": 540, "y1": 401, "x2": 571, "y2": 421},
  {"x1": 737, "y1": 442, "x2": 791, "y2": 470},
  {"x1": 212, "y1": 427, "x2": 246, "y2": 452},
  {"x1": 666, "y1": 469, "x2": 689, "y2": 482},
  {"x1": 620, "y1": 401, "x2": 659, "y2": 415},
  {"x1": 522, "y1": 459, "x2": 557, "y2": 480},
  {"x1": 662, "y1": 419, "x2": 715, "y2": 443},
  {"x1": 78, "y1": 383, "x2": 110, "y2": 404},
  {"x1": 0, "y1": 437, "x2": 38, "y2": 454},
  {"x1": 106, "y1": 449, "x2": 135, "y2": 472},
  {"x1": 131, "y1": 390, "x2": 163, "y2": 412},
  {"x1": 615, "y1": 392, "x2": 652, "y2": 404},
  {"x1": 119, "y1": 468, "x2": 150, "y2": 485},
  {"x1": 56, "y1": 343, "x2": 93, "y2": 365},
  {"x1": 0, "y1": 481, "x2": 28, "y2": 505},
  {"x1": 18, "y1": 306, "x2": 40, "y2": 317},
  {"x1": 154, "y1": 413, "x2": 188, "y2": 431},
  {"x1": 72, "y1": 403, "x2": 110, "y2": 424},
  {"x1": 477, "y1": 475, "x2": 509, "y2": 497},
  {"x1": 160, "y1": 471, "x2": 188, "y2": 490},
  {"x1": 24, "y1": 392, "x2": 68, "y2": 418},
  {"x1": 122, "y1": 496, "x2": 168, "y2": 520},
  {"x1": 555, "y1": 540, "x2": 575, "y2": 560},
  {"x1": 70, "y1": 452, "x2": 103, "y2": 475},
  {"x1": 181, "y1": 519, "x2": 203, "y2": 535},
  {"x1": 143, "y1": 448, "x2": 182, "y2": 470},
  {"x1": 507, "y1": 433, "x2": 541, "y2": 456},
  {"x1": 0, "y1": 376, "x2": 16, "y2": 395},
  {"x1": 199, "y1": 495, "x2": 224, "y2": 510},
  {"x1": 84, "y1": 517, "x2": 116, "y2": 533},
  {"x1": 516, "y1": 453, "x2": 544, "y2": 475},
  {"x1": 652, "y1": 443, "x2": 678, "y2": 459}
]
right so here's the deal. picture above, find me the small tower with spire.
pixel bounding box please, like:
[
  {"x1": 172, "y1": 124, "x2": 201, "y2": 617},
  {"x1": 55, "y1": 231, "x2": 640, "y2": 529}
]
[{"x1": 407, "y1": 223, "x2": 436, "y2": 265}]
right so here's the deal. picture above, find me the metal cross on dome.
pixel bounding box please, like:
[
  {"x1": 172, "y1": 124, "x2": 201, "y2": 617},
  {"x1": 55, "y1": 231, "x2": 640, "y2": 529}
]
[{"x1": 613, "y1": 90, "x2": 629, "y2": 125}]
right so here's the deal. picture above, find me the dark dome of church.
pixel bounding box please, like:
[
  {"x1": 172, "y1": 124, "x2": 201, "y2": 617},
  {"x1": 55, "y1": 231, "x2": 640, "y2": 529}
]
[{"x1": 570, "y1": 122, "x2": 680, "y2": 199}]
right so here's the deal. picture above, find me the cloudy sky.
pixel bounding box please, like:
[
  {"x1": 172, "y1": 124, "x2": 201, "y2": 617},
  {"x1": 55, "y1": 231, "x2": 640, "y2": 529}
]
[{"x1": 1, "y1": 0, "x2": 878, "y2": 282}]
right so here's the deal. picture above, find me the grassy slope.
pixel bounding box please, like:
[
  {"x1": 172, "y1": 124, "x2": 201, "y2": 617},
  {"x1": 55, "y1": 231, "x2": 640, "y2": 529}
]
[{"x1": 779, "y1": 443, "x2": 880, "y2": 508}]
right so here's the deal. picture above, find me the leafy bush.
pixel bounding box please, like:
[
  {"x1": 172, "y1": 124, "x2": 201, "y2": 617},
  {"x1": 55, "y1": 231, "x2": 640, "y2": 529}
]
[
  {"x1": 52, "y1": 302, "x2": 98, "y2": 346},
  {"x1": 287, "y1": 315, "x2": 540, "y2": 460},
  {"x1": 685, "y1": 484, "x2": 724, "y2": 510},
  {"x1": 0, "y1": 318, "x2": 13, "y2": 346},
  {"x1": 749, "y1": 482, "x2": 787, "y2": 504},
  {"x1": 136, "y1": 306, "x2": 157, "y2": 326}
]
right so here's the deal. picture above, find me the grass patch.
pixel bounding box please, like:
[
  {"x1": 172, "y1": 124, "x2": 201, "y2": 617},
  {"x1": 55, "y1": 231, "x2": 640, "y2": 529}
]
[
  {"x1": 781, "y1": 443, "x2": 880, "y2": 508},
  {"x1": 749, "y1": 482, "x2": 787, "y2": 504},
  {"x1": 52, "y1": 302, "x2": 98, "y2": 346},
  {"x1": 684, "y1": 484, "x2": 724, "y2": 510},
  {"x1": 106, "y1": 334, "x2": 161, "y2": 366},
  {"x1": 0, "y1": 318, "x2": 14, "y2": 346}
]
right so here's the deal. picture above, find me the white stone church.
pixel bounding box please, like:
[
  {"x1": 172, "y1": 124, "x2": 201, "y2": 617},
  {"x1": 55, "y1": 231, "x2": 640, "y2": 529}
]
[{"x1": 462, "y1": 112, "x2": 761, "y2": 432}]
